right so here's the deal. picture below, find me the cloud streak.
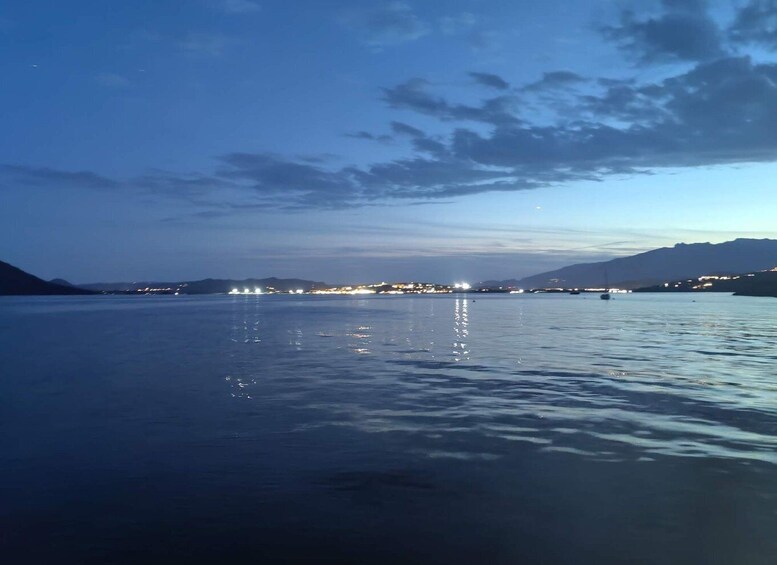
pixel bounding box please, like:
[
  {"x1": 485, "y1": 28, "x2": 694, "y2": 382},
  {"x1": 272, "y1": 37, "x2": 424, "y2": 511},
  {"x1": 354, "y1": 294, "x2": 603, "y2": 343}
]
[
  {"x1": 339, "y1": 2, "x2": 429, "y2": 48},
  {"x1": 469, "y1": 72, "x2": 510, "y2": 90}
]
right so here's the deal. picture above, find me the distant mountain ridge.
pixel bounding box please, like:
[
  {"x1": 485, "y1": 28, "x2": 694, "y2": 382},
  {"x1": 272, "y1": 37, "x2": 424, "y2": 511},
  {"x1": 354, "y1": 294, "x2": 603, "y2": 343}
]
[
  {"x1": 81, "y1": 277, "x2": 328, "y2": 294},
  {"x1": 0, "y1": 261, "x2": 93, "y2": 295},
  {"x1": 635, "y1": 269, "x2": 777, "y2": 297},
  {"x1": 483, "y1": 239, "x2": 777, "y2": 290}
]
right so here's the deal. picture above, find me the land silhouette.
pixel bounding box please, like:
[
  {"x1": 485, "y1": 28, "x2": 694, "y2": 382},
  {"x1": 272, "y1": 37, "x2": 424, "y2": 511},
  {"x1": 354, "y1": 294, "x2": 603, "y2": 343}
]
[
  {"x1": 3, "y1": 238, "x2": 777, "y2": 297},
  {"x1": 482, "y1": 239, "x2": 777, "y2": 290},
  {"x1": 0, "y1": 260, "x2": 93, "y2": 296}
]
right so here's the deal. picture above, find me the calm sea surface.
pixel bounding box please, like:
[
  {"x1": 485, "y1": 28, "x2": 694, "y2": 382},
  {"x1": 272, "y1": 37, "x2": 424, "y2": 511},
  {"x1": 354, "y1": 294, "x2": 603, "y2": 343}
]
[{"x1": 1, "y1": 293, "x2": 777, "y2": 563}]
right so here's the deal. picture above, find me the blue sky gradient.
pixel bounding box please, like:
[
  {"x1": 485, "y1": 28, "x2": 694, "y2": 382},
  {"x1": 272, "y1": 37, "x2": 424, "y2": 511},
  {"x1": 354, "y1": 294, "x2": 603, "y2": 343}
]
[{"x1": 2, "y1": 0, "x2": 777, "y2": 283}]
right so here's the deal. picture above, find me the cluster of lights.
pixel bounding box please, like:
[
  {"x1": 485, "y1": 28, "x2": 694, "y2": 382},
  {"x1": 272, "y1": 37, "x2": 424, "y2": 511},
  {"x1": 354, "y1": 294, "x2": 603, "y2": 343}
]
[
  {"x1": 311, "y1": 282, "x2": 454, "y2": 295},
  {"x1": 229, "y1": 288, "x2": 263, "y2": 295},
  {"x1": 453, "y1": 282, "x2": 472, "y2": 290}
]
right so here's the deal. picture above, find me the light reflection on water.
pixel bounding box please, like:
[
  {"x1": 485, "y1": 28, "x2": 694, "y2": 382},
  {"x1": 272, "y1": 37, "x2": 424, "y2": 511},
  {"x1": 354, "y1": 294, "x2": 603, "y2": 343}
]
[
  {"x1": 2, "y1": 293, "x2": 777, "y2": 562},
  {"x1": 222, "y1": 293, "x2": 777, "y2": 465},
  {"x1": 453, "y1": 297, "x2": 469, "y2": 361}
]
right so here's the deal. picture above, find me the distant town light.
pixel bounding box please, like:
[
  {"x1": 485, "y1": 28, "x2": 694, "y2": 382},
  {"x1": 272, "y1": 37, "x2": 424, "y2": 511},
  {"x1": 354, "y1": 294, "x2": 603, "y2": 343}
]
[{"x1": 350, "y1": 288, "x2": 376, "y2": 294}]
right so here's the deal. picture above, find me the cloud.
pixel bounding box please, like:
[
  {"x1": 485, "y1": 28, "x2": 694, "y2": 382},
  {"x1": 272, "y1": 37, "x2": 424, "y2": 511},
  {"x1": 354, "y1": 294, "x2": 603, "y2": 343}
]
[
  {"x1": 345, "y1": 131, "x2": 393, "y2": 143},
  {"x1": 469, "y1": 72, "x2": 509, "y2": 90},
  {"x1": 382, "y1": 78, "x2": 520, "y2": 125},
  {"x1": 467, "y1": 29, "x2": 501, "y2": 52},
  {"x1": 438, "y1": 12, "x2": 498, "y2": 51},
  {"x1": 133, "y1": 171, "x2": 236, "y2": 199},
  {"x1": 439, "y1": 12, "x2": 478, "y2": 35},
  {"x1": 729, "y1": 0, "x2": 777, "y2": 48},
  {"x1": 296, "y1": 153, "x2": 339, "y2": 164},
  {"x1": 390, "y1": 121, "x2": 425, "y2": 137},
  {"x1": 11, "y1": 43, "x2": 777, "y2": 213},
  {"x1": 219, "y1": 152, "x2": 360, "y2": 209},
  {"x1": 360, "y1": 56, "x2": 777, "y2": 202},
  {"x1": 0, "y1": 165, "x2": 120, "y2": 190},
  {"x1": 411, "y1": 137, "x2": 448, "y2": 157},
  {"x1": 602, "y1": 0, "x2": 726, "y2": 63},
  {"x1": 450, "y1": 56, "x2": 777, "y2": 173},
  {"x1": 353, "y1": 156, "x2": 513, "y2": 200},
  {"x1": 521, "y1": 71, "x2": 585, "y2": 92},
  {"x1": 215, "y1": 151, "x2": 517, "y2": 208},
  {"x1": 340, "y1": 2, "x2": 429, "y2": 48},
  {"x1": 95, "y1": 73, "x2": 131, "y2": 88},
  {"x1": 382, "y1": 78, "x2": 448, "y2": 115}
]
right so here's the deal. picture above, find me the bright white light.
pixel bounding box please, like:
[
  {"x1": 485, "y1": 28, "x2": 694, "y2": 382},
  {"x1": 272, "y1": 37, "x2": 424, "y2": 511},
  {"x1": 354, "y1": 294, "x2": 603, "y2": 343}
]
[
  {"x1": 454, "y1": 282, "x2": 471, "y2": 290},
  {"x1": 243, "y1": 288, "x2": 250, "y2": 294},
  {"x1": 230, "y1": 288, "x2": 240, "y2": 295},
  {"x1": 295, "y1": 289, "x2": 304, "y2": 294},
  {"x1": 350, "y1": 288, "x2": 376, "y2": 294},
  {"x1": 254, "y1": 288, "x2": 262, "y2": 294}
]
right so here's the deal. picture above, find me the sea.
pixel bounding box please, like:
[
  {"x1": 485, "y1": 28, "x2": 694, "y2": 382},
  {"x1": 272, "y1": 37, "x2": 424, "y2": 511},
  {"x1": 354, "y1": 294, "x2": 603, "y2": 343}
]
[{"x1": 1, "y1": 293, "x2": 776, "y2": 563}]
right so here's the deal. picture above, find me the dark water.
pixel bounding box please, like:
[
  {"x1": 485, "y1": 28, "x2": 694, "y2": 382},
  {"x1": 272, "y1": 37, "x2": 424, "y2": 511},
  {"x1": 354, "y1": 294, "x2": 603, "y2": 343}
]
[{"x1": 1, "y1": 293, "x2": 777, "y2": 563}]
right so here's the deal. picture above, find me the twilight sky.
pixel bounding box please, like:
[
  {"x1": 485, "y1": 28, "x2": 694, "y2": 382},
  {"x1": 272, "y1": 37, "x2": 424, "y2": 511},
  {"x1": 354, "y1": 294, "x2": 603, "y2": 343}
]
[{"x1": 3, "y1": 0, "x2": 777, "y2": 284}]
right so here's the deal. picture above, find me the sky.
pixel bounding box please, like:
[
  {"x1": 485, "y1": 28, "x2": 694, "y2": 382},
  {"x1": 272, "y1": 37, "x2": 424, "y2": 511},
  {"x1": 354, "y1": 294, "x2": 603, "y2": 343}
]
[{"x1": 2, "y1": 0, "x2": 777, "y2": 284}]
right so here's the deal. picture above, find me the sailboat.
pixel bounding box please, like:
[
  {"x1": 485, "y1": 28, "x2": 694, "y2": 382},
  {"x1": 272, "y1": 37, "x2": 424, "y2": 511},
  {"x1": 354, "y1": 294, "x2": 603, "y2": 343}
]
[{"x1": 600, "y1": 266, "x2": 611, "y2": 300}]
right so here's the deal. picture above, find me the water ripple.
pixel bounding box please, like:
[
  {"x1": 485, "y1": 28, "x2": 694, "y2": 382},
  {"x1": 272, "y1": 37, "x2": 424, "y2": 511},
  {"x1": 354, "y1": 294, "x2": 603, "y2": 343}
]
[{"x1": 221, "y1": 294, "x2": 777, "y2": 466}]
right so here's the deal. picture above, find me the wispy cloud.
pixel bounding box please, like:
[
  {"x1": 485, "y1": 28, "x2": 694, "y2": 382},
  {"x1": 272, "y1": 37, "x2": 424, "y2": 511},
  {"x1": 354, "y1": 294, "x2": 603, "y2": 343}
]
[
  {"x1": 0, "y1": 165, "x2": 120, "y2": 190},
  {"x1": 469, "y1": 72, "x2": 510, "y2": 90},
  {"x1": 339, "y1": 2, "x2": 429, "y2": 48},
  {"x1": 439, "y1": 12, "x2": 477, "y2": 35}
]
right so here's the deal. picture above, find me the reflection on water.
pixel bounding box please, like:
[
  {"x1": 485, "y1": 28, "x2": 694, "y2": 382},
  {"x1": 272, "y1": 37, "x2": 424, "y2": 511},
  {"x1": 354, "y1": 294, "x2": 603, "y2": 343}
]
[
  {"x1": 219, "y1": 293, "x2": 777, "y2": 465},
  {"x1": 348, "y1": 325, "x2": 372, "y2": 355},
  {"x1": 2, "y1": 293, "x2": 777, "y2": 562},
  {"x1": 453, "y1": 297, "x2": 469, "y2": 361}
]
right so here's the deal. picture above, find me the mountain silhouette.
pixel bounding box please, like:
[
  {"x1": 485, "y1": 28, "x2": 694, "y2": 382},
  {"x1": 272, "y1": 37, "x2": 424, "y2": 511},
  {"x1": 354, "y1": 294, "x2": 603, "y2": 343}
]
[
  {"x1": 636, "y1": 269, "x2": 777, "y2": 297},
  {"x1": 0, "y1": 261, "x2": 93, "y2": 295},
  {"x1": 486, "y1": 239, "x2": 777, "y2": 289}
]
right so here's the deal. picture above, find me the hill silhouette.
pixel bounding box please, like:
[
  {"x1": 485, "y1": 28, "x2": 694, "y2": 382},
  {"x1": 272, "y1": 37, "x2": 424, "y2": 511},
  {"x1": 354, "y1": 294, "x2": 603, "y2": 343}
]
[
  {"x1": 636, "y1": 270, "x2": 777, "y2": 297},
  {"x1": 484, "y1": 239, "x2": 777, "y2": 290},
  {"x1": 81, "y1": 277, "x2": 328, "y2": 294},
  {"x1": 0, "y1": 261, "x2": 93, "y2": 295}
]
